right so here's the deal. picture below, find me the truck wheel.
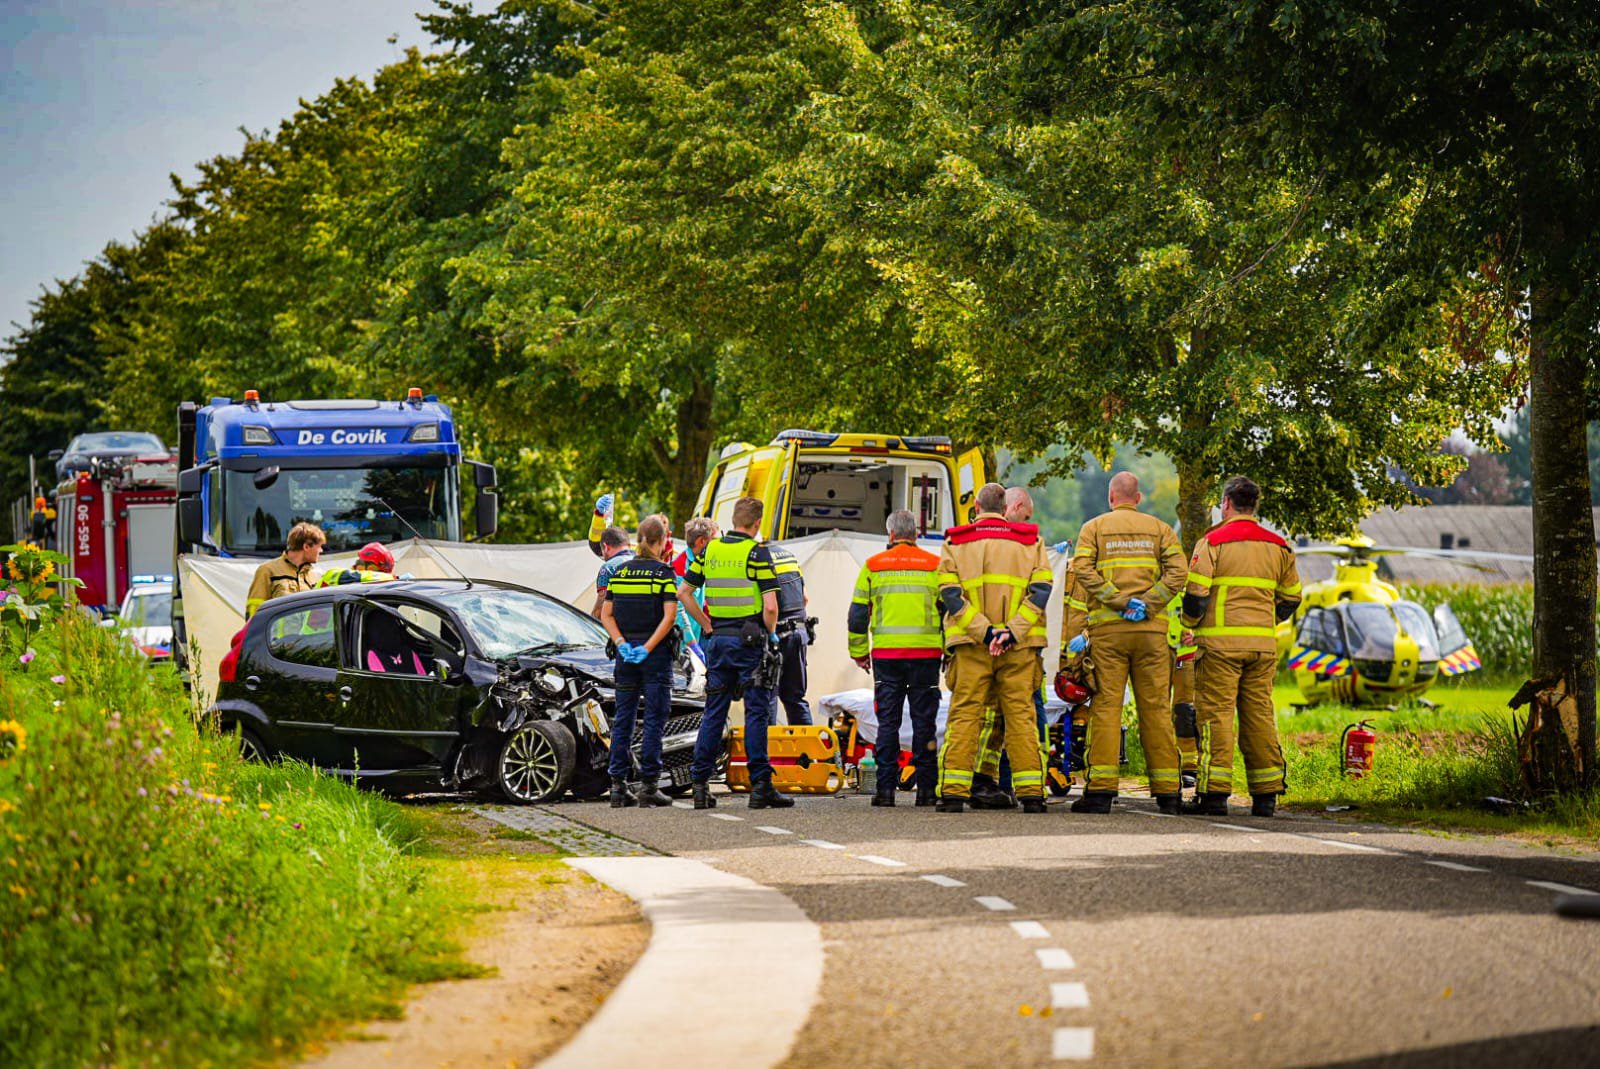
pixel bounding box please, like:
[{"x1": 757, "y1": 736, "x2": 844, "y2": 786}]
[{"x1": 497, "y1": 720, "x2": 576, "y2": 804}]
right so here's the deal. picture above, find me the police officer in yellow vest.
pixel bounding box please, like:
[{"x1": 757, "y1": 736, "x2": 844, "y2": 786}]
[
  {"x1": 1068, "y1": 472, "x2": 1188, "y2": 814},
  {"x1": 1181, "y1": 476, "x2": 1302, "y2": 817},
  {"x1": 679, "y1": 496, "x2": 789, "y2": 811},
  {"x1": 936, "y1": 483, "x2": 1053, "y2": 813},
  {"x1": 848, "y1": 509, "x2": 944, "y2": 807},
  {"x1": 1167, "y1": 594, "x2": 1200, "y2": 790},
  {"x1": 768, "y1": 543, "x2": 814, "y2": 725}
]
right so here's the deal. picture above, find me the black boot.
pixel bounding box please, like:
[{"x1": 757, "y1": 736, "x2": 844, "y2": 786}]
[
  {"x1": 609, "y1": 777, "x2": 637, "y2": 808},
  {"x1": 1182, "y1": 792, "x2": 1229, "y2": 816},
  {"x1": 1069, "y1": 790, "x2": 1115, "y2": 814},
  {"x1": 970, "y1": 774, "x2": 1018, "y2": 810},
  {"x1": 692, "y1": 781, "x2": 716, "y2": 809},
  {"x1": 1021, "y1": 796, "x2": 1048, "y2": 814},
  {"x1": 636, "y1": 776, "x2": 673, "y2": 808},
  {"x1": 1251, "y1": 793, "x2": 1278, "y2": 818},
  {"x1": 1155, "y1": 794, "x2": 1183, "y2": 815},
  {"x1": 749, "y1": 776, "x2": 795, "y2": 809},
  {"x1": 871, "y1": 788, "x2": 896, "y2": 807},
  {"x1": 936, "y1": 796, "x2": 965, "y2": 813},
  {"x1": 915, "y1": 783, "x2": 937, "y2": 807}
]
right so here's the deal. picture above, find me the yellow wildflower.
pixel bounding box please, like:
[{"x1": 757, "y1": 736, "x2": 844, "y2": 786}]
[{"x1": 257, "y1": 802, "x2": 272, "y2": 811}]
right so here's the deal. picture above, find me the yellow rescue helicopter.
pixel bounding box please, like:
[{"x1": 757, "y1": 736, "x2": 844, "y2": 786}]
[{"x1": 1275, "y1": 537, "x2": 1529, "y2": 706}]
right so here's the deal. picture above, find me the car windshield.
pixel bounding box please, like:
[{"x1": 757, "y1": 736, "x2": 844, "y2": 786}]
[
  {"x1": 70, "y1": 432, "x2": 164, "y2": 453},
  {"x1": 121, "y1": 588, "x2": 172, "y2": 628},
  {"x1": 435, "y1": 587, "x2": 607, "y2": 660},
  {"x1": 221, "y1": 466, "x2": 458, "y2": 553}
]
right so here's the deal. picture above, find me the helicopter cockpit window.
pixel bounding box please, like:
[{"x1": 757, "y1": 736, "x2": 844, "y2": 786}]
[
  {"x1": 1433, "y1": 603, "x2": 1470, "y2": 657},
  {"x1": 1342, "y1": 602, "x2": 1441, "y2": 661},
  {"x1": 1393, "y1": 602, "x2": 1441, "y2": 661},
  {"x1": 1296, "y1": 608, "x2": 1347, "y2": 656}
]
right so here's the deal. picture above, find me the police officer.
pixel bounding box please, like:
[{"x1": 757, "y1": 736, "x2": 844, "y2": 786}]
[
  {"x1": 767, "y1": 542, "x2": 814, "y2": 725},
  {"x1": 1181, "y1": 476, "x2": 1302, "y2": 817},
  {"x1": 590, "y1": 525, "x2": 635, "y2": 617},
  {"x1": 935, "y1": 482, "x2": 1053, "y2": 813},
  {"x1": 317, "y1": 542, "x2": 398, "y2": 587},
  {"x1": 1056, "y1": 569, "x2": 1094, "y2": 789},
  {"x1": 678, "y1": 496, "x2": 790, "y2": 811},
  {"x1": 848, "y1": 509, "x2": 943, "y2": 807},
  {"x1": 1068, "y1": 472, "x2": 1187, "y2": 814},
  {"x1": 245, "y1": 523, "x2": 324, "y2": 618},
  {"x1": 600, "y1": 515, "x2": 680, "y2": 809}
]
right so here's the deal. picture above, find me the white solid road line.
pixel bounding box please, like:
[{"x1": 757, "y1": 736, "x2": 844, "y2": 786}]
[
  {"x1": 1425, "y1": 860, "x2": 1489, "y2": 873},
  {"x1": 1036, "y1": 948, "x2": 1077, "y2": 970},
  {"x1": 671, "y1": 801, "x2": 693, "y2": 809},
  {"x1": 754, "y1": 826, "x2": 792, "y2": 835},
  {"x1": 1527, "y1": 879, "x2": 1596, "y2": 896},
  {"x1": 854, "y1": 855, "x2": 908, "y2": 868},
  {"x1": 1050, "y1": 982, "x2": 1090, "y2": 1009},
  {"x1": 1052, "y1": 1027, "x2": 1095, "y2": 1061},
  {"x1": 1310, "y1": 837, "x2": 1390, "y2": 853},
  {"x1": 800, "y1": 839, "x2": 845, "y2": 850},
  {"x1": 1212, "y1": 823, "x2": 1258, "y2": 832},
  {"x1": 975, "y1": 896, "x2": 1016, "y2": 911},
  {"x1": 550, "y1": 857, "x2": 823, "y2": 1069},
  {"x1": 922, "y1": 874, "x2": 966, "y2": 888},
  {"x1": 707, "y1": 813, "x2": 744, "y2": 822},
  {"x1": 1010, "y1": 920, "x2": 1050, "y2": 939}
]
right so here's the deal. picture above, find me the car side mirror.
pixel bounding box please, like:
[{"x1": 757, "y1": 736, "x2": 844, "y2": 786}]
[
  {"x1": 48, "y1": 449, "x2": 64, "y2": 461},
  {"x1": 99, "y1": 616, "x2": 119, "y2": 629}
]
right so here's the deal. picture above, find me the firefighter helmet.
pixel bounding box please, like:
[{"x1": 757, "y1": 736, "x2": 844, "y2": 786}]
[{"x1": 355, "y1": 542, "x2": 396, "y2": 573}]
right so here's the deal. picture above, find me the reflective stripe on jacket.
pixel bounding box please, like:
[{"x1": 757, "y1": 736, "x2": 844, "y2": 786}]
[
  {"x1": 1181, "y1": 518, "x2": 1302, "y2": 653},
  {"x1": 937, "y1": 514, "x2": 1053, "y2": 650},
  {"x1": 1069, "y1": 504, "x2": 1187, "y2": 633},
  {"x1": 848, "y1": 541, "x2": 942, "y2": 659}
]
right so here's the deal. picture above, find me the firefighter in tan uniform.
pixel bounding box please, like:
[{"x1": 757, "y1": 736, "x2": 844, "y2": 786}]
[
  {"x1": 1067, "y1": 473, "x2": 1187, "y2": 814},
  {"x1": 1180, "y1": 476, "x2": 1302, "y2": 817},
  {"x1": 936, "y1": 483, "x2": 1053, "y2": 813}
]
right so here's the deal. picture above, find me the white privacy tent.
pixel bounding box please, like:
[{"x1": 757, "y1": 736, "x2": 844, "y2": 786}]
[{"x1": 179, "y1": 532, "x2": 1072, "y2": 711}]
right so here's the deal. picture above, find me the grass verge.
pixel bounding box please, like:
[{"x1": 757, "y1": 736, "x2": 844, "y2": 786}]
[{"x1": 0, "y1": 611, "x2": 488, "y2": 1067}]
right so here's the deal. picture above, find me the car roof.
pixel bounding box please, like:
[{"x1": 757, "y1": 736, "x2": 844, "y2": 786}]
[{"x1": 255, "y1": 577, "x2": 541, "y2": 612}]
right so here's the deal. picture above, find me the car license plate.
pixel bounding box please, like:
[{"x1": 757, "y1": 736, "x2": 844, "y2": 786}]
[{"x1": 670, "y1": 766, "x2": 692, "y2": 787}]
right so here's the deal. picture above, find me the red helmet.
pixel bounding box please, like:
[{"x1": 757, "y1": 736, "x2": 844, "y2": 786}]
[
  {"x1": 356, "y1": 542, "x2": 395, "y2": 572},
  {"x1": 1054, "y1": 673, "x2": 1090, "y2": 705}
]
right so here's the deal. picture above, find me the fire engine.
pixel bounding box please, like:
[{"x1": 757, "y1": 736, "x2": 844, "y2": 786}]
[{"x1": 54, "y1": 454, "x2": 178, "y2": 614}]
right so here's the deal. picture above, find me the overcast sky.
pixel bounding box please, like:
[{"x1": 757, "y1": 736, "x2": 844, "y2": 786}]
[{"x1": 1, "y1": 0, "x2": 434, "y2": 343}]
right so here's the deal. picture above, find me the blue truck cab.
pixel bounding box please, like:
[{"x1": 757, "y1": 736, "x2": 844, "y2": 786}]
[{"x1": 172, "y1": 389, "x2": 497, "y2": 665}]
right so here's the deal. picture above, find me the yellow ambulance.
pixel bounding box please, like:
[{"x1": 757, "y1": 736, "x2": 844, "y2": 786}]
[{"x1": 693, "y1": 430, "x2": 987, "y2": 540}]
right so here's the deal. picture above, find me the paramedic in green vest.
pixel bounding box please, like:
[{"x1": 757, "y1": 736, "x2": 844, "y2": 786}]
[
  {"x1": 679, "y1": 496, "x2": 789, "y2": 811},
  {"x1": 848, "y1": 509, "x2": 944, "y2": 807}
]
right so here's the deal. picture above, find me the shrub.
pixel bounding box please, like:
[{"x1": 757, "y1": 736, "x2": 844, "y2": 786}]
[{"x1": 0, "y1": 610, "x2": 471, "y2": 1067}]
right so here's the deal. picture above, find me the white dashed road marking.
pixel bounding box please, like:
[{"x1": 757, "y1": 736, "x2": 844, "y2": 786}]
[
  {"x1": 754, "y1": 826, "x2": 792, "y2": 835},
  {"x1": 1036, "y1": 948, "x2": 1077, "y2": 970},
  {"x1": 1425, "y1": 860, "x2": 1489, "y2": 873},
  {"x1": 1527, "y1": 880, "x2": 1595, "y2": 896},
  {"x1": 1010, "y1": 920, "x2": 1050, "y2": 939},
  {"x1": 1050, "y1": 982, "x2": 1090, "y2": 1009},
  {"x1": 1310, "y1": 837, "x2": 1389, "y2": 854},
  {"x1": 1052, "y1": 1027, "x2": 1095, "y2": 1061},
  {"x1": 975, "y1": 896, "x2": 1016, "y2": 911},
  {"x1": 1212, "y1": 823, "x2": 1258, "y2": 832},
  {"x1": 670, "y1": 801, "x2": 693, "y2": 809},
  {"x1": 800, "y1": 839, "x2": 845, "y2": 850},
  {"x1": 854, "y1": 855, "x2": 908, "y2": 868},
  {"x1": 922, "y1": 874, "x2": 966, "y2": 888},
  {"x1": 707, "y1": 813, "x2": 744, "y2": 822}
]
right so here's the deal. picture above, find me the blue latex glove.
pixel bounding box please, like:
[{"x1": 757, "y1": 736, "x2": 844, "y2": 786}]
[
  {"x1": 1051, "y1": 540, "x2": 1070, "y2": 555},
  {"x1": 769, "y1": 631, "x2": 781, "y2": 647},
  {"x1": 594, "y1": 492, "x2": 614, "y2": 517},
  {"x1": 616, "y1": 641, "x2": 637, "y2": 663},
  {"x1": 687, "y1": 640, "x2": 705, "y2": 661},
  {"x1": 1068, "y1": 634, "x2": 1089, "y2": 655},
  {"x1": 1122, "y1": 598, "x2": 1148, "y2": 622},
  {"x1": 626, "y1": 644, "x2": 650, "y2": 663}
]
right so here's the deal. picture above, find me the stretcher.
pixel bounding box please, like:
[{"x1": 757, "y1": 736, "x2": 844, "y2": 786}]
[{"x1": 726, "y1": 725, "x2": 846, "y2": 794}]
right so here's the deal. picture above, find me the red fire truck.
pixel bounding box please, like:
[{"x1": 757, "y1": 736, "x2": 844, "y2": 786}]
[{"x1": 55, "y1": 455, "x2": 178, "y2": 614}]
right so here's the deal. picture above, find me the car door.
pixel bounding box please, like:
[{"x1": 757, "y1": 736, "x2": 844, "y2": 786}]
[
  {"x1": 333, "y1": 598, "x2": 469, "y2": 772},
  {"x1": 252, "y1": 600, "x2": 346, "y2": 767}
]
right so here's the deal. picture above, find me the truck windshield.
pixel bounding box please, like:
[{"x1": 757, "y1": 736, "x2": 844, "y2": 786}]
[{"x1": 222, "y1": 467, "x2": 458, "y2": 554}]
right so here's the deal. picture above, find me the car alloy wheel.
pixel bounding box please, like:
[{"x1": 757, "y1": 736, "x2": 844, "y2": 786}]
[
  {"x1": 497, "y1": 720, "x2": 577, "y2": 804},
  {"x1": 235, "y1": 726, "x2": 270, "y2": 763}
]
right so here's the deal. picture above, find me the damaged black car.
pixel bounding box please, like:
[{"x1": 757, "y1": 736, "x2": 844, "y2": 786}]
[{"x1": 209, "y1": 579, "x2": 712, "y2": 802}]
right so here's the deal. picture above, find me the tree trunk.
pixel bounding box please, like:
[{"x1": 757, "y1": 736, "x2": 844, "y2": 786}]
[
  {"x1": 1527, "y1": 274, "x2": 1597, "y2": 791},
  {"x1": 669, "y1": 374, "x2": 717, "y2": 525},
  {"x1": 1174, "y1": 454, "x2": 1212, "y2": 558}
]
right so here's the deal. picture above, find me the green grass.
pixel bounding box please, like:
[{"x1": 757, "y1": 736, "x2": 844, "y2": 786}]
[
  {"x1": 0, "y1": 611, "x2": 486, "y2": 1067},
  {"x1": 1118, "y1": 679, "x2": 1599, "y2": 842}
]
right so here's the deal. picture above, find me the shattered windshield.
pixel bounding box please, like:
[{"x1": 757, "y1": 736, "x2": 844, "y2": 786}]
[{"x1": 436, "y1": 588, "x2": 606, "y2": 660}]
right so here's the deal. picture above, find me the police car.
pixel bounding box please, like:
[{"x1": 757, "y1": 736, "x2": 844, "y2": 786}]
[{"x1": 107, "y1": 575, "x2": 174, "y2": 662}]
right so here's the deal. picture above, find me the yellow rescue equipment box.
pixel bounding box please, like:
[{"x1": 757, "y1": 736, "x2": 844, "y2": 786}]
[{"x1": 726, "y1": 724, "x2": 846, "y2": 794}]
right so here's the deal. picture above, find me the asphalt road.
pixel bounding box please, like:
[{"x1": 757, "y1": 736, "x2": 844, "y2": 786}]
[{"x1": 499, "y1": 793, "x2": 1600, "y2": 1069}]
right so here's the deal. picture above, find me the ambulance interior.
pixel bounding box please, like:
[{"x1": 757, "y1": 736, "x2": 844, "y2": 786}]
[{"x1": 783, "y1": 457, "x2": 953, "y2": 538}]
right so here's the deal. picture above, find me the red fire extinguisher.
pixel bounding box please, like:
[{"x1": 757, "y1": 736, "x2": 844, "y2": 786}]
[{"x1": 1340, "y1": 720, "x2": 1377, "y2": 778}]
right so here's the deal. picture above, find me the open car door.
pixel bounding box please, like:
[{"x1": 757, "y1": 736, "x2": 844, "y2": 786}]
[
  {"x1": 1433, "y1": 603, "x2": 1482, "y2": 676},
  {"x1": 954, "y1": 448, "x2": 984, "y2": 525}
]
